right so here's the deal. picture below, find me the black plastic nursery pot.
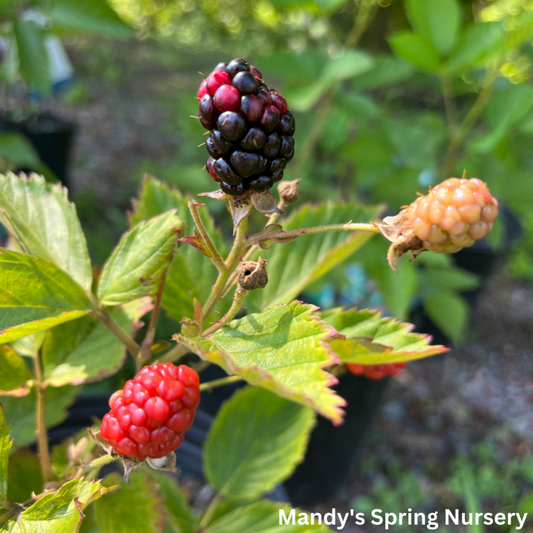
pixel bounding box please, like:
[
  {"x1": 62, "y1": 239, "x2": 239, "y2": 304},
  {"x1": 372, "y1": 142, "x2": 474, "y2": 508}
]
[{"x1": 0, "y1": 113, "x2": 76, "y2": 187}]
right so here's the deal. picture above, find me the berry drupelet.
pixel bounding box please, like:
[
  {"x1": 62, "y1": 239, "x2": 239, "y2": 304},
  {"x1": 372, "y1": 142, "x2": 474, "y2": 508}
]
[
  {"x1": 347, "y1": 362, "x2": 407, "y2": 380},
  {"x1": 100, "y1": 363, "x2": 200, "y2": 460},
  {"x1": 198, "y1": 58, "x2": 296, "y2": 196}
]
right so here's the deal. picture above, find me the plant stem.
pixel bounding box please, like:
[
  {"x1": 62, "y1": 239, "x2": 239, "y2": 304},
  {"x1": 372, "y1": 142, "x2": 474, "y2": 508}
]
[
  {"x1": 198, "y1": 493, "x2": 223, "y2": 530},
  {"x1": 247, "y1": 221, "x2": 380, "y2": 246},
  {"x1": 441, "y1": 75, "x2": 458, "y2": 133},
  {"x1": 33, "y1": 356, "x2": 53, "y2": 483},
  {"x1": 438, "y1": 66, "x2": 501, "y2": 178},
  {"x1": 201, "y1": 217, "x2": 248, "y2": 324},
  {"x1": 290, "y1": 88, "x2": 336, "y2": 177},
  {"x1": 98, "y1": 306, "x2": 142, "y2": 362},
  {"x1": 188, "y1": 200, "x2": 226, "y2": 272},
  {"x1": 199, "y1": 375, "x2": 243, "y2": 392},
  {"x1": 140, "y1": 265, "x2": 170, "y2": 367},
  {"x1": 346, "y1": 0, "x2": 378, "y2": 48},
  {"x1": 154, "y1": 343, "x2": 190, "y2": 364},
  {"x1": 202, "y1": 287, "x2": 247, "y2": 337}
]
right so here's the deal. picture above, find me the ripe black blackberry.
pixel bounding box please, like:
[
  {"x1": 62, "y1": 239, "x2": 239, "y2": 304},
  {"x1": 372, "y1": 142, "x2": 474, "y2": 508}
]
[{"x1": 198, "y1": 59, "x2": 296, "y2": 196}]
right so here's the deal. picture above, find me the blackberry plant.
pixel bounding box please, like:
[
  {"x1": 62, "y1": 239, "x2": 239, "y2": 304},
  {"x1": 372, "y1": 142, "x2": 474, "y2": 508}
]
[{"x1": 0, "y1": 60, "x2": 499, "y2": 532}]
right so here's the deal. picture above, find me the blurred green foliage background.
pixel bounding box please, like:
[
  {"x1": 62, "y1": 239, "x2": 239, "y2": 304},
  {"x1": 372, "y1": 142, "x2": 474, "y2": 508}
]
[{"x1": 1, "y1": 0, "x2": 533, "y2": 342}]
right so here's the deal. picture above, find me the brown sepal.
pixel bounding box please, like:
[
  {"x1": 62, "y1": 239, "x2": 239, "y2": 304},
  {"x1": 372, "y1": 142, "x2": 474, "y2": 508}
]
[{"x1": 378, "y1": 209, "x2": 426, "y2": 273}]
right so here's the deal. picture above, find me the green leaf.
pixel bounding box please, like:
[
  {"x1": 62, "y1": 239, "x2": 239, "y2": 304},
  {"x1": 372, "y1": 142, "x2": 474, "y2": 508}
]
[
  {"x1": 472, "y1": 84, "x2": 533, "y2": 152},
  {"x1": 354, "y1": 55, "x2": 415, "y2": 89},
  {"x1": 6, "y1": 451, "x2": 43, "y2": 506},
  {"x1": 0, "y1": 405, "x2": 12, "y2": 510},
  {"x1": 0, "y1": 250, "x2": 92, "y2": 344},
  {"x1": 314, "y1": 0, "x2": 348, "y2": 12},
  {"x1": 284, "y1": 51, "x2": 373, "y2": 112},
  {"x1": 446, "y1": 22, "x2": 504, "y2": 73},
  {"x1": 0, "y1": 133, "x2": 40, "y2": 167},
  {"x1": 42, "y1": 298, "x2": 151, "y2": 387},
  {"x1": 248, "y1": 202, "x2": 382, "y2": 312},
  {"x1": 97, "y1": 211, "x2": 181, "y2": 306},
  {"x1": 93, "y1": 471, "x2": 164, "y2": 533},
  {"x1": 178, "y1": 301, "x2": 345, "y2": 424},
  {"x1": 206, "y1": 501, "x2": 332, "y2": 533},
  {"x1": 9, "y1": 333, "x2": 45, "y2": 357},
  {"x1": 321, "y1": 307, "x2": 448, "y2": 365},
  {"x1": 321, "y1": 50, "x2": 374, "y2": 84},
  {"x1": 52, "y1": 0, "x2": 133, "y2": 38},
  {"x1": 13, "y1": 18, "x2": 50, "y2": 93},
  {"x1": 0, "y1": 346, "x2": 32, "y2": 392},
  {"x1": 406, "y1": 0, "x2": 461, "y2": 55},
  {"x1": 129, "y1": 176, "x2": 225, "y2": 322},
  {"x1": 204, "y1": 387, "x2": 315, "y2": 500},
  {"x1": 388, "y1": 31, "x2": 441, "y2": 72},
  {"x1": 0, "y1": 173, "x2": 92, "y2": 291},
  {"x1": 2, "y1": 478, "x2": 107, "y2": 532},
  {"x1": 283, "y1": 80, "x2": 330, "y2": 113},
  {"x1": 2, "y1": 385, "x2": 79, "y2": 447},
  {"x1": 422, "y1": 292, "x2": 468, "y2": 342},
  {"x1": 148, "y1": 471, "x2": 196, "y2": 533}
]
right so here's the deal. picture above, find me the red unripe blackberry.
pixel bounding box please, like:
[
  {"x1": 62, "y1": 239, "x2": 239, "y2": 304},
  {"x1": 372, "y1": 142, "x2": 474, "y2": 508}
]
[
  {"x1": 347, "y1": 362, "x2": 407, "y2": 380},
  {"x1": 100, "y1": 363, "x2": 200, "y2": 460},
  {"x1": 198, "y1": 59, "x2": 296, "y2": 195}
]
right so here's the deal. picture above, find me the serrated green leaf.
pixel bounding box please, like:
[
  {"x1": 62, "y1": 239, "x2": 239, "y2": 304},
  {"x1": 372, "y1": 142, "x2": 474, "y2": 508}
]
[
  {"x1": 248, "y1": 202, "x2": 381, "y2": 312},
  {"x1": 0, "y1": 250, "x2": 92, "y2": 344},
  {"x1": 148, "y1": 472, "x2": 196, "y2": 533},
  {"x1": 42, "y1": 298, "x2": 151, "y2": 387},
  {"x1": 0, "y1": 346, "x2": 32, "y2": 392},
  {"x1": 129, "y1": 176, "x2": 226, "y2": 322},
  {"x1": 388, "y1": 31, "x2": 441, "y2": 72},
  {"x1": 2, "y1": 385, "x2": 79, "y2": 447},
  {"x1": 178, "y1": 301, "x2": 345, "y2": 424},
  {"x1": 0, "y1": 405, "x2": 12, "y2": 510},
  {"x1": 206, "y1": 501, "x2": 333, "y2": 533},
  {"x1": 422, "y1": 291, "x2": 468, "y2": 342},
  {"x1": 52, "y1": 0, "x2": 133, "y2": 38},
  {"x1": 0, "y1": 133, "x2": 40, "y2": 167},
  {"x1": 204, "y1": 387, "x2": 315, "y2": 500},
  {"x1": 406, "y1": 0, "x2": 461, "y2": 55},
  {"x1": 2, "y1": 478, "x2": 107, "y2": 533},
  {"x1": 97, "y1": 211, "x2": 180, "y2": 305},
  {"x1": 13, "y1": 18, "x2": 50, "y2": 93},
  {"x1": 9, "y1": 333, "x2": 45, "y2": 358},
  {"x1": 94, "y1": 471, "x2": 164, "y2": 533},
  {"x1": 446, "y1": 22, "x2": 504, "y2": 73},
  {"x1": 0, "y1": 173, "x2": 92, "y2": 291},
  {"x1": 321, "y1": 307, "x2": 448, "y2": 365}
]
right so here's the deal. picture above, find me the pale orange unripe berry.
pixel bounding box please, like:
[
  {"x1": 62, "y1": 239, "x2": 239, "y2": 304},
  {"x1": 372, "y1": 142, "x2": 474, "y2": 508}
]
[
  {"x1": 407, "y1": 178, "x2": 498, "y2": 254},
  {"x1": 379, "y1": 176, "x2": 498, "y2": 272}
]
